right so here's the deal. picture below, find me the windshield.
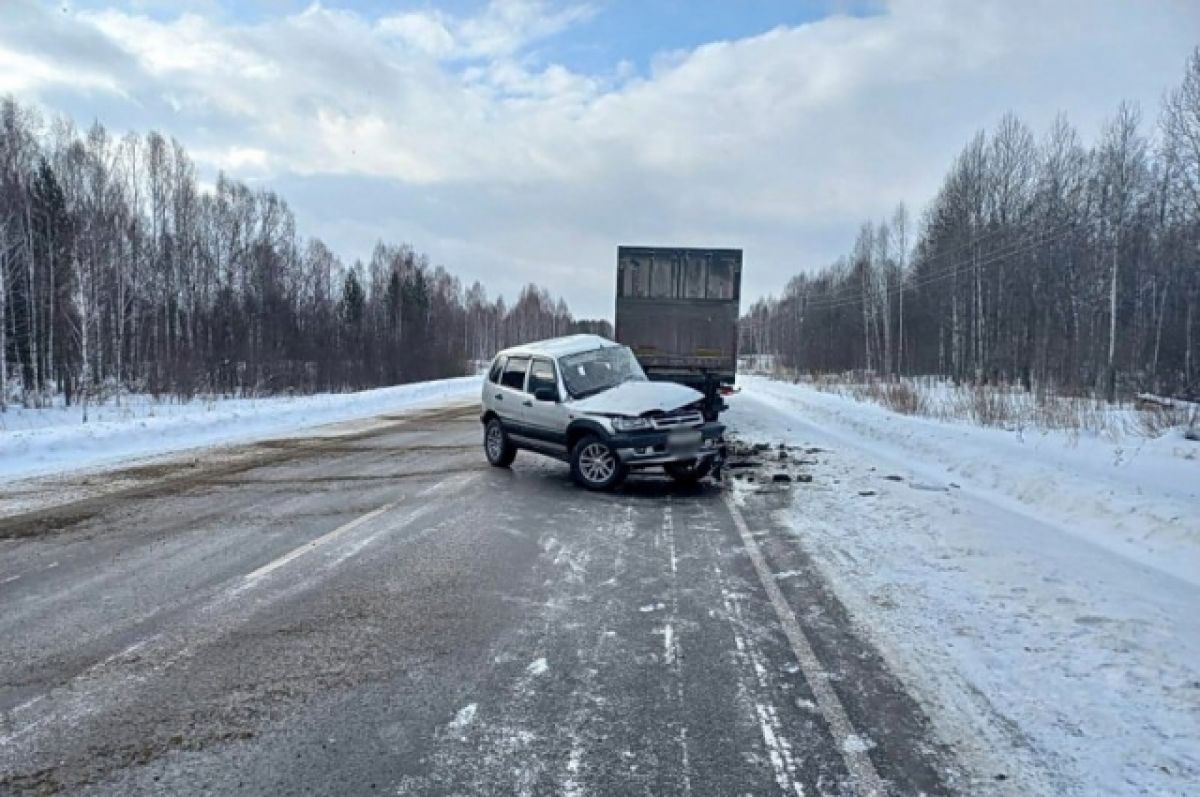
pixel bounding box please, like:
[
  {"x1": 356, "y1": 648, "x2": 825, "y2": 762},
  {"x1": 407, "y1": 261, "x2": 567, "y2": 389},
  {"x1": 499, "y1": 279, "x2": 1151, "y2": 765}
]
[{"x1": 559, "y1": 346, "x2": 646, "y2": 399}]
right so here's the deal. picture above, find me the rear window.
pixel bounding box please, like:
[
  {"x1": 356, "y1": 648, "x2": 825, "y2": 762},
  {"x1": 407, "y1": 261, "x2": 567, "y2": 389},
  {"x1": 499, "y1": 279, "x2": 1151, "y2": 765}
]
[
  {"x1": 501, "y1": 356, "x2": 530, "y2": 390},
  {"x1": 487, "y1": 356, "x2": 505, "y2": 384}
]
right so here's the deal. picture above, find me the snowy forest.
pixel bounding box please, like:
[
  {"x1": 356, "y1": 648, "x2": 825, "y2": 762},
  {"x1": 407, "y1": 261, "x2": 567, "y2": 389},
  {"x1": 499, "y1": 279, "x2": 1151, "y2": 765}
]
[
  {"x1": 742, "y1": 49, "x2": 1200, "y2": 401},
  {"x1": 0, "y1": 98, "x2": 610, "y2": 409}
]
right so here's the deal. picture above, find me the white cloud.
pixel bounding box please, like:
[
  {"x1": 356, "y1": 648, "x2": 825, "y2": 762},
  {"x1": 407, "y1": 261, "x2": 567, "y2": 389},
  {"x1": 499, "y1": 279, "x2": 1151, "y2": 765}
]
[
  {"x1": 377, "y1": 0, "x2": 596, "y2": 60},
  {"x1": 1, "y1": 0, "x2": 1197, "y2": 316},
  {"x1": 377, "y1": 10, "x2": 456, "y2": 58},
  {"x1": 189, "y1": 144, "x2": 271, "y2": 174},
  {"x1": 453, "y1": 0, "x2": 596, "y2": 58},
  {"x1": 84, "y1": 10, "x2": 278, "y2": 79},
  {"x1": 0, "y1": 43, "x2": 124, "y2": 94}
]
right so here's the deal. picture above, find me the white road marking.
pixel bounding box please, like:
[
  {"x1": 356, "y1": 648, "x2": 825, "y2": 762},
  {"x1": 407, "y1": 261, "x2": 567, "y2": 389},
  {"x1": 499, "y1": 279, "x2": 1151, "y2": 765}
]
[
  {"x1": 0, "y1": 635, "x2": 167, "y2": 748},
  {"x1": 662, "y1": 505, "x2": 693, "y2": 796},
  {"x1": 0, "y1": 573, "x2": 20, "y2": 585},
  {"x1": 417, "y1": 477, "x2": 450, "y2": 497},
  {"x1": 328, "y1": 475, "x2": 480, "y2": 569},
  {"x1": 242, "y1": 502, "x2": 397, "y2": 584},
  {"x1": 2, "y1": 455, "x2": 483, "y2": 756},
  {"x1": 5, "y1": 480, "x2": 466, "y2": 750},
  {"x1": 97, "y1": 636, "x2": 157, "y2": 669},
  {"x1": 10, "y1": 695, "x2": 44, "y2": 714},
  {"x1": 723, "y1": 493, "x2": 887, "y2": 797},
  {"x1": 716, "y1": 562, "x2": 802, "y2": 795}
]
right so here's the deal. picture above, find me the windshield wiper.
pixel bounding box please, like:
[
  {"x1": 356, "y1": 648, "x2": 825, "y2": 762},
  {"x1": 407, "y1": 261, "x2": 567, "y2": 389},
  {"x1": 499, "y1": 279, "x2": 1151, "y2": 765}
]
[{"x1": 573, "y1": 384, "x2": 615, "y2": 399}]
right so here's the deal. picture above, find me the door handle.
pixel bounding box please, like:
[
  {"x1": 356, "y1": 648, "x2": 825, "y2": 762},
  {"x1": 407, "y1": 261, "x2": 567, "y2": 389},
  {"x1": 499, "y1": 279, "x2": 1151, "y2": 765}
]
[
  {"x1": 522, "y1": 400, "x2": 533, "y2": 407},
  {"x1": 495, "y1": 393, "x2": 503, "y2": 400}
]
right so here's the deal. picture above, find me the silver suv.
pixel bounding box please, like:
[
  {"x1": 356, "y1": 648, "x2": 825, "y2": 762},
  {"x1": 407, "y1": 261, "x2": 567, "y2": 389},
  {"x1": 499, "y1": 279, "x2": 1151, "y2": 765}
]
[{"x1": 480, "y1": 335, "x2": 725, "y2": 490}]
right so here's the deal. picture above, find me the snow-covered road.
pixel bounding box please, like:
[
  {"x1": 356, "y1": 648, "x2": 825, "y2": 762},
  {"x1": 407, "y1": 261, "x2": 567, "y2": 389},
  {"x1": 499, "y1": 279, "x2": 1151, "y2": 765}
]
[
  {"x1": 729, "y1": 377, "x2": 1200, "y2": 795},
  {"x1": 1, "y1": 401, "x2": 954, "y2": 795}
]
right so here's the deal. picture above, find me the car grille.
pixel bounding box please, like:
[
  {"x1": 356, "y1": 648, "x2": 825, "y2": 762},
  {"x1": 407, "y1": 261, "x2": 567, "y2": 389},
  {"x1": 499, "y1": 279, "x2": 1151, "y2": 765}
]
[{"x1": 649, "y1": 411, "x2": 704, "y2": 430}]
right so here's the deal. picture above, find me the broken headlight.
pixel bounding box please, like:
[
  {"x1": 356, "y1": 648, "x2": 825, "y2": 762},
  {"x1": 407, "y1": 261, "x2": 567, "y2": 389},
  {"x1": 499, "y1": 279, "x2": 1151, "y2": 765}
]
[{"x1": 611, "y1": 417, "x2": 652, "y2": 432}]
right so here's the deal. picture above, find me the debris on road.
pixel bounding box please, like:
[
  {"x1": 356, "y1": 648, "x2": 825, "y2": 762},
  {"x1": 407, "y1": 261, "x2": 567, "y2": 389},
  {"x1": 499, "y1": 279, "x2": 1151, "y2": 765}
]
[{"x1": 722, "y1": 437, "x2": 815, "y2": 490}]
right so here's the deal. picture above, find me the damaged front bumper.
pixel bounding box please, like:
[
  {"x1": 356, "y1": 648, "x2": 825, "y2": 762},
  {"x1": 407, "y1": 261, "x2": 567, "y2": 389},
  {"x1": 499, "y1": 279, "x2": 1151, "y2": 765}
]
[{"x1": 610, "y1": 421, "x2": 726, "y2": 467}]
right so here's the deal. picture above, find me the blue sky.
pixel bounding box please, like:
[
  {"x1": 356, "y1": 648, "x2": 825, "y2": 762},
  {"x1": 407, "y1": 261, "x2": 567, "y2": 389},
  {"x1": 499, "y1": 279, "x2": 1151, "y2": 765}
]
[
  {"x1": 497, "y1": 1, "x2": 876, "y2": 75},
  {"x1": 77, "y1": 1, "x2": 871, "y2": 66},
  {"x1": 6, "y1": 1, "x2": 1199, "y2": 317}
]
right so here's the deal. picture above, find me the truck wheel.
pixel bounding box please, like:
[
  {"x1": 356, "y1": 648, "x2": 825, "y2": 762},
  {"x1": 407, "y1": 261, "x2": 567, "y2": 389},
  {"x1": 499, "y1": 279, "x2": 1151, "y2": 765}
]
[
  {"x1": 664, "y1": 458, "x2": 712, "y2": 484},
  {"x1": 570, "y1": 435, "x2": 627, "y2": 491},
  {"x1": 484, "y1": 418, "x2": 516, "y2": 467}
]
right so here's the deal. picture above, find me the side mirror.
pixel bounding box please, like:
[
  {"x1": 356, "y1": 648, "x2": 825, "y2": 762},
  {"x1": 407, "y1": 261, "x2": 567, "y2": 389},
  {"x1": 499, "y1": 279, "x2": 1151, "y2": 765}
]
[{"x1": 533, "y1": 387, "x2": 559, "y2": 403}]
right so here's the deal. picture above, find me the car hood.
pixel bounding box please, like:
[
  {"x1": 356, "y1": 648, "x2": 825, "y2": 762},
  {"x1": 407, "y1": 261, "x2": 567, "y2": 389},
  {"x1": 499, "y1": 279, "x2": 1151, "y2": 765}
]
[{"x1": 571, "y1": 380, "x2": 703, "y2": 417}]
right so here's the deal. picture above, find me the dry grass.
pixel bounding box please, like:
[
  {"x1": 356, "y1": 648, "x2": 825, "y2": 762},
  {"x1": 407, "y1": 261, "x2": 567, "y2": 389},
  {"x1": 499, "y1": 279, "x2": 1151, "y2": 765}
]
[
  {"x1": 846, "y1": 380, "x2": 927, "y2": 416},
  {"x1": 787, "y1": 371, "x2": 1197, "y2": 440},
  {"x1": 1134, "y1": 402, "x2": 1199, "y2": 438}
]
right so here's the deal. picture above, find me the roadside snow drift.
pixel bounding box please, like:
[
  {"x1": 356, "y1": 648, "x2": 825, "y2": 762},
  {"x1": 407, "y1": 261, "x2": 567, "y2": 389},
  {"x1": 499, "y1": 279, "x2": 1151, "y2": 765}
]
[
  {"x1": 0, "y1": 376, "x2": 482, "y2": 483},
  {"x1": 739, "y1": 376, "x2": 1199, "y2": 587},
  {"x1": 729, "y1": 377, "x2": 1200, "y2": 795}
]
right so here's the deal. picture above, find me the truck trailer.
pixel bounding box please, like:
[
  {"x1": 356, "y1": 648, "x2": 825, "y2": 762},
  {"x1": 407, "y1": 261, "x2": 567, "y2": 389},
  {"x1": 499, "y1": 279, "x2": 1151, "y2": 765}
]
[{"x1": 614, "y1": 246, "x2": 742, "y2": 420}]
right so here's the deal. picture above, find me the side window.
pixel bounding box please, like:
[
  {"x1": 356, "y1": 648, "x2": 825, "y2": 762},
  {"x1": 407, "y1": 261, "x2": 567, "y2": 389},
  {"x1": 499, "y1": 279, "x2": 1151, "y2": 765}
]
[
  {"x1": 487, "y1": 356, "x2": 506, "y2": 384},
  {"x1": 528, "y1": 358, "x2": 557, "y2": 397},
  {"x1": 501, "y1": 356, "x2": 530, "y2": 390}
]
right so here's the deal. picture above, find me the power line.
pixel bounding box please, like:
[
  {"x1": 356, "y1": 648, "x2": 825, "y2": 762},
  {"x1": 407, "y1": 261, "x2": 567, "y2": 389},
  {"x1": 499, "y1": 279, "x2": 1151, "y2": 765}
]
[
  {"x1": 790, "y1": 222, "x2": 1079, "y2": 314},
  {"x1": 784, "y1": 218, "x2": 1074, "y2": 308}
]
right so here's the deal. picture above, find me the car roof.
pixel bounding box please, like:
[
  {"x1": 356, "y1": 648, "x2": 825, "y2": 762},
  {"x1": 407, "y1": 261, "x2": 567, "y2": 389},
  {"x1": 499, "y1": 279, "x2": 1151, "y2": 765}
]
[{"x1": 495, "y1": 334, "x2": 619, "y2": 360}]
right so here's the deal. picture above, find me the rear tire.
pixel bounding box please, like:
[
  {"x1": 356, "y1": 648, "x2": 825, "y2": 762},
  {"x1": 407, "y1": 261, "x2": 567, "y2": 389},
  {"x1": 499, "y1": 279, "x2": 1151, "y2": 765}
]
[
  {"x1": 484, "y1": 418, "x2": 516, "y2": 467},
  {"x1": 664, "y1": 458, "x2": 713, "y2": 484},
  {"x1": 570, "y1": 435, "x2": 627, "y2": 491}
]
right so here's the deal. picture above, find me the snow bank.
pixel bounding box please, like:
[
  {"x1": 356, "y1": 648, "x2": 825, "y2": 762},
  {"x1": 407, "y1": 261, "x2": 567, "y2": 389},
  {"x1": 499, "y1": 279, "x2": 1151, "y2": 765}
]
[
  {"x1": 0, "y1": 376, "x2": 482, "y2": 483},
  {"x1": 727, "y1": 383, "x2": 1200, "y2": 795},
  {"x1": 738, "y1": 375, "x2": 1200, "y2": 587}
]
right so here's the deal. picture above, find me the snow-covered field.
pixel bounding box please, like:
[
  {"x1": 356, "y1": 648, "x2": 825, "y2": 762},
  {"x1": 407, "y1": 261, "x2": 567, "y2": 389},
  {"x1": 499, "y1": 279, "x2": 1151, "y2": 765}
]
[
  {"x1": 0, "y1": 377, "x2": 482, "y2": 483},
  {"x1": 730, "y1": 376, "x2": 1200, "y2": 795}
]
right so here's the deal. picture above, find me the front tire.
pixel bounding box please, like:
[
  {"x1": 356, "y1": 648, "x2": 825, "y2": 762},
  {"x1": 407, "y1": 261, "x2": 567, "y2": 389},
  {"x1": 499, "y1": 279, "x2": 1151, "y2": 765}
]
[
  {"x1": 664, "y1": 458, "x2": 712, "y2": 484},
  {"x1": 484, "y1": 418, "x2": 516, "y2": 467},
  {"x1": 570, "y1": 435, "x2": 627, "y2": 491}
]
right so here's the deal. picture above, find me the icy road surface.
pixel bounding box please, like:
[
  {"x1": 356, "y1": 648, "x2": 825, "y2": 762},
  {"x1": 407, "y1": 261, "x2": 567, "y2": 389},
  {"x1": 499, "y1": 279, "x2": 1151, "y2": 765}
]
[
  {"x1": 1, "y1": 385, "x2": 1195, "y2": 795},
  {"x1": 1, "y1": 400, "x2": 957, "y2": 795}
]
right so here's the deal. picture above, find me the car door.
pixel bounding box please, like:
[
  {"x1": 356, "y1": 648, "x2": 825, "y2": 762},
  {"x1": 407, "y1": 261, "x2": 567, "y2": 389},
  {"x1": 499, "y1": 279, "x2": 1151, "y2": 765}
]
[
  {"x1": 492, "y1": 355, "x2": 531, "y2": 428},
  {"x1": 523, "y1": 357, "x2": 570, "y2": 453}
]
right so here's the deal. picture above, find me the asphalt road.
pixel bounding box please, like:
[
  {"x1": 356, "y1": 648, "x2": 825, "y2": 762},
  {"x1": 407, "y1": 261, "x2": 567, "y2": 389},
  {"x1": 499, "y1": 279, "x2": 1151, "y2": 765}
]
[{"x1": 0, "y1": 400, "x2": 959, "y2": 796}]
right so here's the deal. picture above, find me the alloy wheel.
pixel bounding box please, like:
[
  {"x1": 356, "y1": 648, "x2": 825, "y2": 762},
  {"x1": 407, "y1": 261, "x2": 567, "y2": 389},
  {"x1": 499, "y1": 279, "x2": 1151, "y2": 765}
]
[{"x1": 578, "y1": 442, "x2": 616, "y2": 484}]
